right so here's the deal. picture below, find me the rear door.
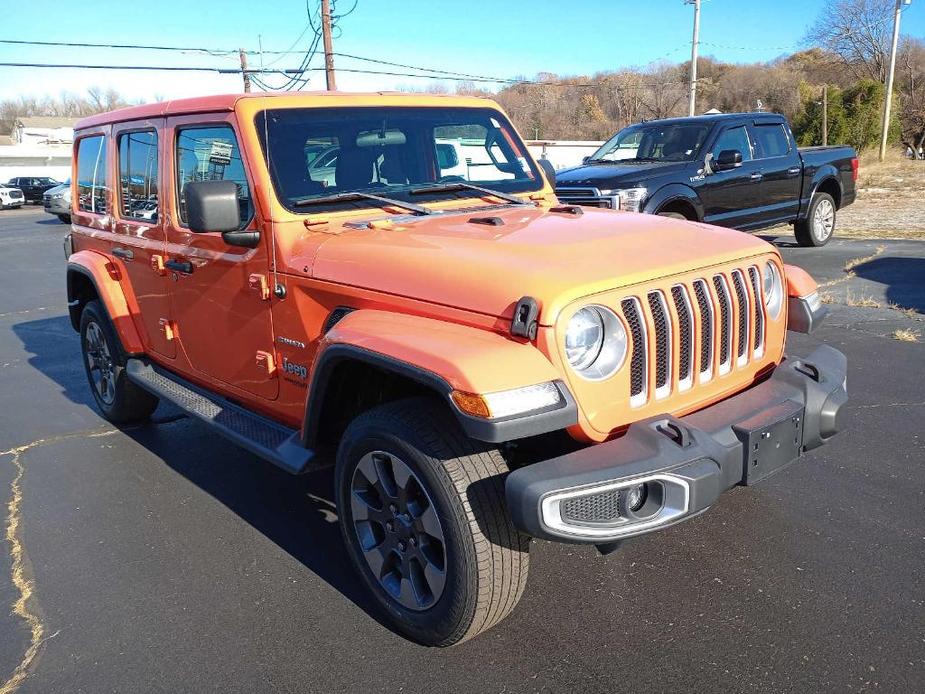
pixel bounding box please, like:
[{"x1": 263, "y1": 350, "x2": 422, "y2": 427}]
[
  {"x1": 747, "y1": 120, "x2": 802, "y2": 225},
  {"x1": 164, "y1": 114, "x2": 278, "y2": 400},
  {"x1": 699, "y1": 124, "x2": 764, "y2": 229},
  {"x1": 111, "y1": 120, "x2": 175, "y2": 359}
]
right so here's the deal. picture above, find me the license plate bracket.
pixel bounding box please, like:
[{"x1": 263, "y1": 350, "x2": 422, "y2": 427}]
[{"x1": 733, "y1": 401, "x2": 805, "y2": 485}]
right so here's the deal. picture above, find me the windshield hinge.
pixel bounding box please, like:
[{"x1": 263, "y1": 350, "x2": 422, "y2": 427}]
[{"x1": 511, "y1": 296, "x2": 540, "y2": 340}]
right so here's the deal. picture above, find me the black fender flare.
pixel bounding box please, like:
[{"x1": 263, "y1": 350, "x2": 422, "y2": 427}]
[
  {"x1": 643, "y1": 183, "x2": 704, "y2": 221},
  {"x1": 301, "y1": 344, "x2": 578, "y2": 448},
  {"x1": 803, "y1": 166, "x2": 843, "y2": 217}
]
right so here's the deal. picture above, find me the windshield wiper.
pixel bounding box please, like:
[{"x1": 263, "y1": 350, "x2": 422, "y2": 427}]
[
  {"x1": 293, "y1": 191, "x2": 434, "y2": 215},
  {"x1": 408, "y1": 182, "x2": 532, "y2": 206}
]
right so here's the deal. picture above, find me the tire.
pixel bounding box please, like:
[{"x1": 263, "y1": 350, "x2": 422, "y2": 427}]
[
  {"x1": 795, "y1": 192, "x2": 836, "y2": 247},
  {"x1": 657, "y1": 211, "x2": 689, "y2": 220},
  {"x1": 57, "y1": 214, "x2": 71, "y2": 224},
  {"x1": 335, "y1": 397, "x2": 530, "y2": 646},
  {"x1": 79, "y1": 300, "x2": 159, "y2": 423}
]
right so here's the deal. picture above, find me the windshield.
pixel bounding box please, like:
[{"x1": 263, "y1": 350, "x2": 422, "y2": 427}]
[
  {"x1": 36, "y1": 177, "x2": 58, "y2": 184},
  {"x1": 590, "y1": 122, "x2": 711, "y2": 163},
  {"x1": 256, "y1": 107, "x2": 541, "y2": 212}
]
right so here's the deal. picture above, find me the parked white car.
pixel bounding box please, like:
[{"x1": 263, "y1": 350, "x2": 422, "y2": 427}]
[{"x1": 0, "y1": 184, "x2": 26, "y2": 209}]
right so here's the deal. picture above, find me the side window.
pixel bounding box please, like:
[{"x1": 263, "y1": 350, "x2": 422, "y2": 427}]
[
  {"x1": 752, "y1": 124, "x2": 791, "y2": 158},
  {"x1": 76, "y1": 135, "x2": 109, "y2": 214},
  {"x1": 712, "y1": 126, "x2": 753, "y2": 162},
  {"x1": 118, "y1": 130, "x2": 159, "y2": 222},
  {"x1": 175, "y1": 125, "x2": 252, "y2": 228}
]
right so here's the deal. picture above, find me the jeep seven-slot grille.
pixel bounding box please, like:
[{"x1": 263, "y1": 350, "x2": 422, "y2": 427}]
[
  {"x1": 732, "y1": 270, "x2": 749, "y2": 361},
  {"x1": 647, "y1": 292, "x2": 670, "y2": 392},
  {"x1": 621, "y1": 298, "x2": 646, "y2": 400},
  {"x1": 671, "y1": 286, "x2": 693, "y2": 388},
  {"x1": 615, "y1": 266, "x2": 769, "y2": 407},
  {"x1": 713, "y1": 275, "x2": 733, "y2": 370}
]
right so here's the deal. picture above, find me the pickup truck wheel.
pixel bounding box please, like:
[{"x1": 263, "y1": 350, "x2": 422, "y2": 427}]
[
  {"x1": 657, "y1": 211, "x2": 688, "y2": 220},
  {"x1": 335, "y1": 397, "x2": 529, "y2": 646},
  {"x1": 79, "y1": 300, "x2": 159, "y2": 423},
  {"x1": 57, "y1": 214, "x2": 71, "y2": 224},
  {"x1": 795, "y1": 192, "x2": 836, "y2": 247}
]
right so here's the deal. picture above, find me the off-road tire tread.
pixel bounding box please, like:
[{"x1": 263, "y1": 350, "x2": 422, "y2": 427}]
[{"x1": 338, "y1": 397, "x2": 529, "y2": 646}]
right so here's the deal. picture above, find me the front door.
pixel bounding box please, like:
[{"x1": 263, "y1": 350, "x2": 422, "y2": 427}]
[
  {"x1": 698, "y1": 124, "x2": 764, "y2": 229},
  {"x1": 164, "y1": 114, "x2": 278, "y2": 400},
  {"x1": 111, "y1": 120, "x2": 175, "y2": 358}
]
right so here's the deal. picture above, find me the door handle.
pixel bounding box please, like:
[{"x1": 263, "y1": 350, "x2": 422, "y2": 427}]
[
  {"x1": 165, "y1": 259, "x2": 193, "y2": 274},
  {"x1": 112, "y1": 247, "x2": 134, "y2": 261},
  {"x1": 749, "y1": 172, "x2": 763, "y2": 181},
  {"x1": 787, "y1": 167, "x2": 802, "y2": 176}
]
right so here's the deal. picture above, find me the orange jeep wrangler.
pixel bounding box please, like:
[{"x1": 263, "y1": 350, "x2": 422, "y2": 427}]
[{"x1": 65, "y1": 93, "x2": 847, "y2": 646}]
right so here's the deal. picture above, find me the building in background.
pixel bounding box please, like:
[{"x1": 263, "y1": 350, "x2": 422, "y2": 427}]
[{"x1": 13, "y1": 117, "x2": 78, "y2": 145}]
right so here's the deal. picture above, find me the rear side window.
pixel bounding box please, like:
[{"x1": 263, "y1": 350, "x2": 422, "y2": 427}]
[
  {"x1": 175, "y1": 125, "x2": 252, "y2": 228},
  {"x1": 712, "y1": 126, "x2": 753, "y2": 162},
  {"x1": 752, "y1": 124, "x2": 791, "y2": 158},
  {"x1": 76, "y1": 135, "x2": 108, "y2": 214},
  {"x1": 119, "y1": 130, "x2": 159, "y2": 222}
]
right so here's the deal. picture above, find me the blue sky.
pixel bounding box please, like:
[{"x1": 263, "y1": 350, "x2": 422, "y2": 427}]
[{"x1": 1, "y1": 0, "x2": 923, "y2": 101}]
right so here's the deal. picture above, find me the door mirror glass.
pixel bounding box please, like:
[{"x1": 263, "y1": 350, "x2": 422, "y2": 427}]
[{"x1": 715, "y1": 149, "x2": 743, "y2": 171}]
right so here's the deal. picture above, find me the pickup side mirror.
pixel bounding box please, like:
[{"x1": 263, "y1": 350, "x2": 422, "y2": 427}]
[
  {"x1": 184, "y1": 180, "x2": 259, "y2": 247},
  {"x1": 582, "y1": 155, "x2": 591, "y2": 165},
  {"x1": 537, "y1": 158, "x2": 556, "y2": 187},
  {"x1": 714, "y1": 149, "x2": 743, "y2": 171}
]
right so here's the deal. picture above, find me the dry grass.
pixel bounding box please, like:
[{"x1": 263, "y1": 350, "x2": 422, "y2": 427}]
[
  {"x1": 843, "y1": 245, "x2": 886, "y2": 272},
  {"x1": 844, "y1": 291, "x2": 881, "y2": 308},
  {"x1": 836, "y1": 152, "x2": 925, "y2": 240},
  {"x1": 888, "y1": 303, "x2": 921, "y2": 320},
  {"x1": 820, "y1": 292, "x2": 837, "y2": 305},
  {"x1": 892, "y1": 328, "x2": 921, "y2": 342}
]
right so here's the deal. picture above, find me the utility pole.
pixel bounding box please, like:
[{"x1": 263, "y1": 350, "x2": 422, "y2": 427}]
[
  {"x1": 822, "y1": 85, "x2": 828, "y2": 146},
  {"x1": 687, "y1": 0, "x2": 701, "y2": 117},
  {"x1": 321, "y1": 0, "x2": 337, "y2": 91},
  {"x1": 879, "y1": 0, "x2": 909, "y2": 162},
  {"x1": 239, "y1": 48, "x2": 251, "y2": 93}
]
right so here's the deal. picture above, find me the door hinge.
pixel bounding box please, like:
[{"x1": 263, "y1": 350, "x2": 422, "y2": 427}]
[
  {"x1": 151, "y1": 254, "x2": 167, "y2": 276},
  {"x1": 256, "y1": 350, "x2": 277, "y2": 375},
  {"x1": 249, "y1": 273, "x2": 271, "y2": 300},
  {"x1": 158, "y1": 318, "x2": 177, "y2": 341}
]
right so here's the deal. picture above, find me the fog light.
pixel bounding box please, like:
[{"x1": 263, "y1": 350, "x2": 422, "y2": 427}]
[{"x1": 625, "y1": 483, "x2": 647, "y2": 512}]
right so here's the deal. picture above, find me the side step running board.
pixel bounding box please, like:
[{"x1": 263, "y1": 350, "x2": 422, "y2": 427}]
[{"x1": 126, "y1": 359, "x2": 313, "y2": 474}]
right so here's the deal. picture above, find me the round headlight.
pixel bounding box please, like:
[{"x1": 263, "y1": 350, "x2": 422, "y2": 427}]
[
  {"x1": 762, "y1": 261, "x2": 784, "y2": 320},
  {"x1": 565, "y1": 306, "x2": 628, "y2": 380}
]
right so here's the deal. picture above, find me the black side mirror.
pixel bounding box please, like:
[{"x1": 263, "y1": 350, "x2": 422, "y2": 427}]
[
  {"x1": 184, "y1": 180, "x2": 259, "y2": 247},
  {"x1": 537, "y1": 158, "x2": 556, "y2": 187},
  {"x1": 715, "y1": 149, "x2": 743, "y2": 171},
  {"x1": 582, "y1": 155, "x2": 591, "y2": 165}
]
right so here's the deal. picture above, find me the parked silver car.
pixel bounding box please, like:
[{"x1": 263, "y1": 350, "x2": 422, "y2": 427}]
[{"x1": 43, "y1": 181, "x2": 71, "y2": 223}]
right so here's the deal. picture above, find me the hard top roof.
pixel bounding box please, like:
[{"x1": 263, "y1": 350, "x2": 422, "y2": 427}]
[{"x1": 74, "y1": 91, "x2": 494, "y2": 130}]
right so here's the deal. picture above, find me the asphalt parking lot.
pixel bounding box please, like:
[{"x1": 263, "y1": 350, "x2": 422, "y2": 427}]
[{"x1": 1, "y1": 206, "x2": 923, "y2": 693}]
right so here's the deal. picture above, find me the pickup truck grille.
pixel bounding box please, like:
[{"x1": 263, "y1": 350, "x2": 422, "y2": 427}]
[
  {"x1": 617, "y1": 264, "x2": 769, "y2": 408},
  {"x1": 555, "y1": 186, "x2": 616, "y2": 209}
]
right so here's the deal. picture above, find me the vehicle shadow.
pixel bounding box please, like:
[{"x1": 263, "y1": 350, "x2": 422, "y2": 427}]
[
  {"x1": 11, "y1": 315, "x2": 389, "y2": 633},
  {"x1": 851, "y1": 256, "x2": 925, "y2": 312}
]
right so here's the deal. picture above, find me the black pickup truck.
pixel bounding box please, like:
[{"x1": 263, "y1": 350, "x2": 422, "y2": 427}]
[{"x1": 554, "y1": 113, "x2": 857, "y2": 247}]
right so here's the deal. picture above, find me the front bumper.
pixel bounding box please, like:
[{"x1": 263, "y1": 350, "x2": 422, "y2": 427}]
[
  {"x1": 44, "y1": 198, "x2": 69, "y2": 214},
  {"x1": 505, "y1": 344, "x2": 848, "y2": 544}
]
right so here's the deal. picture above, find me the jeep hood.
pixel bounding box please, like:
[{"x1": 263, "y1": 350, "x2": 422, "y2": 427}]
[{"x1": 308, "y1": 206, "x2": 773, "y2": 324}]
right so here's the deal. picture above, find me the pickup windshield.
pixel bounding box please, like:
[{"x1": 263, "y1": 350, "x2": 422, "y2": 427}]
[
  {"x1": 589, "y1": 122, "x2": 711, "y2": 163},
  {"x1": 256, "y1": 106, "x2": 542, "y2": 212}
]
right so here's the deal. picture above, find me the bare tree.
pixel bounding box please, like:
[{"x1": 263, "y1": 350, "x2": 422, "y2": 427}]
[
  {"x1": 0, "y1": 88, "x2": 136, "y2": 135},
  {"x1": 804, "y1": 0, "x2": 895, "y2": 82}
]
